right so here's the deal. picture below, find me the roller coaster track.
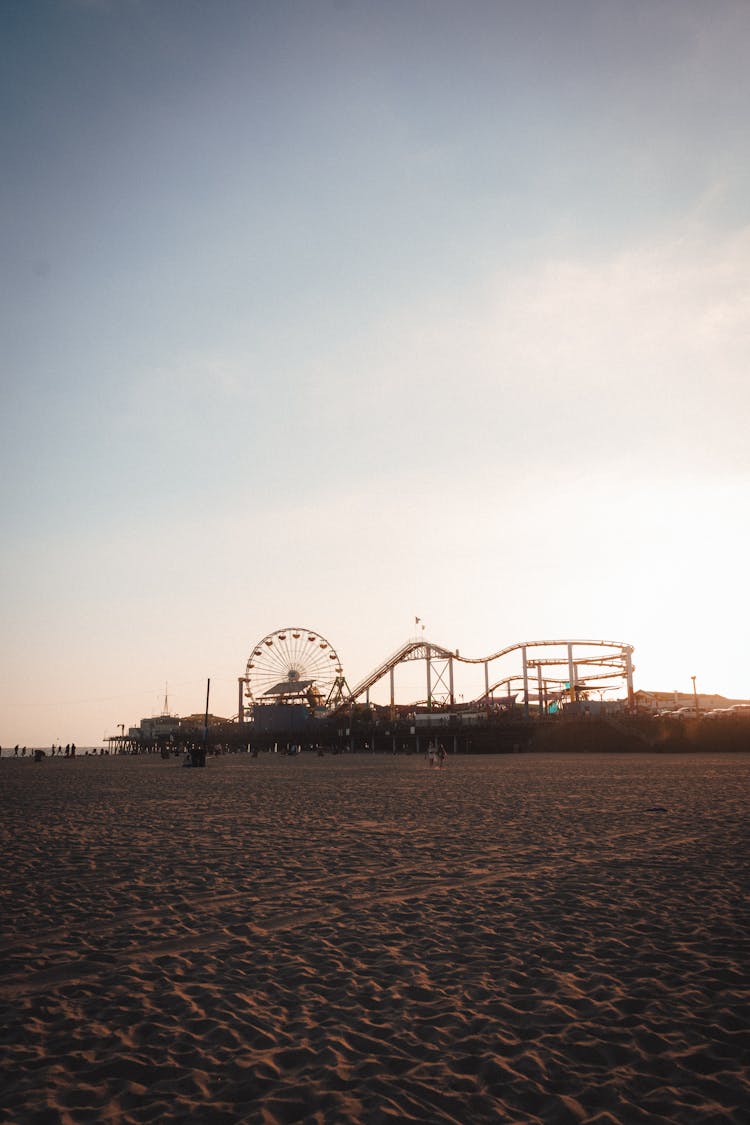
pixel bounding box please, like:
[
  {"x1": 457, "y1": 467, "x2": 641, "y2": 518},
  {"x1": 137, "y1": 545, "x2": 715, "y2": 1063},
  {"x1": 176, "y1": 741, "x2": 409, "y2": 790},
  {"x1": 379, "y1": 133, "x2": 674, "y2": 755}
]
[
  {"x1": 342, "y1": 639, "x2": 455, "y2": 706},
  {"x1": 334, "y1": 637, "x2": 633, "y2": 713},
  {"x1": 451, "y1": 638, "x2": 634, "y2": 665}
]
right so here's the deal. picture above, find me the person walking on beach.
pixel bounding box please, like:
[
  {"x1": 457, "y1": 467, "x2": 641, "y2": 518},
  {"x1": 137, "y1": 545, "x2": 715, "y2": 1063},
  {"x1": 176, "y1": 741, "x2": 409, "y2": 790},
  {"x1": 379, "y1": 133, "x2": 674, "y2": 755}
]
[{"x1": 438, "y1": 744, "x2": 447, "y2": 769}]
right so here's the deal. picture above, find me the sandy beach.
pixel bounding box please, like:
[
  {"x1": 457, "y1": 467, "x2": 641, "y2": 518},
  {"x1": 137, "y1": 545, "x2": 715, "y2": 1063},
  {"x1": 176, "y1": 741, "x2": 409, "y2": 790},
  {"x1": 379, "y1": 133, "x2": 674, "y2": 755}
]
[{"x1": 1, "y1": 750, "x2": 748, "y2": 1124}]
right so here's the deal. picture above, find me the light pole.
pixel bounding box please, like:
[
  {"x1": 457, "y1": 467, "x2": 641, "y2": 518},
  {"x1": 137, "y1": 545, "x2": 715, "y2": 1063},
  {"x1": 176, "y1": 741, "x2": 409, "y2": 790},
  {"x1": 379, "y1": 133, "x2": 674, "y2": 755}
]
[{"x1": 691, "y1": 675, "x2": 699, "y2": 718}]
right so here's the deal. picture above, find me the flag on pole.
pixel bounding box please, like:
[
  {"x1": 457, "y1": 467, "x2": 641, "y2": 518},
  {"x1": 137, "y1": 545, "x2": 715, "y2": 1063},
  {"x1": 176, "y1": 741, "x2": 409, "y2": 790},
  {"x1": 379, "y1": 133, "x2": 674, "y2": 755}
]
[{"x1": 415, "y1": 616, "x2": 420, "y2": 625}]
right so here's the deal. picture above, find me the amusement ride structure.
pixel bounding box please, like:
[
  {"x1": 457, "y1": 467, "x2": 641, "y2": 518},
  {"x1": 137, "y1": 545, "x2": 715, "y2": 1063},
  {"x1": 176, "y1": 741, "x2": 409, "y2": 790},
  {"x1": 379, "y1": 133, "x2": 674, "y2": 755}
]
[
  {"x1": 241, "y1": 628, "x2": 349, "y2": 712},
  {"x1": 238, "y1": 627, "x2": 635, "y2": 723}
]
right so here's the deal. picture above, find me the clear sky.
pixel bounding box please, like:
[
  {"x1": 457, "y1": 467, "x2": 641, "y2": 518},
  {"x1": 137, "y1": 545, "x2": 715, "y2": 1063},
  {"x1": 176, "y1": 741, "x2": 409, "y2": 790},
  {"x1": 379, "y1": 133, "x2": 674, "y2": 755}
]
[{"x1": 2, "y1": 0, "x2": 748, "y2": 746}]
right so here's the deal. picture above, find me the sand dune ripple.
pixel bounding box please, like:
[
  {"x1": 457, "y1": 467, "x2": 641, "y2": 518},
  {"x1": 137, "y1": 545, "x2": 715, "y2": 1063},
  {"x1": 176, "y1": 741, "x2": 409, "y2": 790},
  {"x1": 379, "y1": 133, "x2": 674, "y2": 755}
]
[{"x1": 2, "y1": 751, "x2": 749, "y2": 1123}]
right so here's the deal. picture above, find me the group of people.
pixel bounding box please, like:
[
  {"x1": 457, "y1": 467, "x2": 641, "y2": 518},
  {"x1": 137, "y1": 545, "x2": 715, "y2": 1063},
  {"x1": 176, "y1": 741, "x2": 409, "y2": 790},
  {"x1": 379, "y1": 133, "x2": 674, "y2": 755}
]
[
  {"x1": 1, "y1": 743, "x2": 77, "y2": 759},
  {"x1": 427, "y1": 742, "x2": 448, "y2": 769},
  {"x1": 50, "y1": 744, "x2": 77, "y2": 757}
]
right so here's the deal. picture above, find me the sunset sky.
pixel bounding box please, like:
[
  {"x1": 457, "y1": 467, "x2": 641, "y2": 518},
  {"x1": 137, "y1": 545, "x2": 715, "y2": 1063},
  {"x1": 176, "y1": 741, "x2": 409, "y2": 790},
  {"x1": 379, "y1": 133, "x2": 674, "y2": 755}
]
[{"x1": 2, "y1": 0, "x2": 748, "y2": 746}]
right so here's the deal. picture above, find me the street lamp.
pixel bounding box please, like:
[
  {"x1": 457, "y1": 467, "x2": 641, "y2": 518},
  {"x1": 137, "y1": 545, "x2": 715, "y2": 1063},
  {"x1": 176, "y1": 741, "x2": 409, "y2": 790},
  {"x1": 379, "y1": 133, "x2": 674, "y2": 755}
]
[{"x1": 691, "y1": 676, "x2": 699, "y2": 718}]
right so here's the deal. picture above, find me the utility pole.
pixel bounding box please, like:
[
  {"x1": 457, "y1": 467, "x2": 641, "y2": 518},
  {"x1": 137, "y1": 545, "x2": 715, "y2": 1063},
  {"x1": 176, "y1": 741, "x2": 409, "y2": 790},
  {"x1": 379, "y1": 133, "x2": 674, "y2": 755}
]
[
  {"x1": 200, "y1": 678, "x2": 210, "y2": 767},
  {"x1": 691, "y1": 675, "x2": 699, "y2": 719}
]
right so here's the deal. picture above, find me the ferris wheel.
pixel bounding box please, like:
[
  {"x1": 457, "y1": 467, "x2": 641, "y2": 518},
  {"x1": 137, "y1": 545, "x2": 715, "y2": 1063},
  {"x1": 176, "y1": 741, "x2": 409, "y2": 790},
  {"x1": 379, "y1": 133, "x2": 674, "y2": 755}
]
[{"x1": 244, "y1": 627, "x2": 345, "y2": 707}]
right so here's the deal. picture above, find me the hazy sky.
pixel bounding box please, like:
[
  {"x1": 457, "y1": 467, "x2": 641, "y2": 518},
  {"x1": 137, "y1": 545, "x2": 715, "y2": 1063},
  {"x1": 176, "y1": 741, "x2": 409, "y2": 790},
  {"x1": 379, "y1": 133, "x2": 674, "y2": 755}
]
[{"x1": 2, "y1": 0, "x2": 749, "y2": 745}]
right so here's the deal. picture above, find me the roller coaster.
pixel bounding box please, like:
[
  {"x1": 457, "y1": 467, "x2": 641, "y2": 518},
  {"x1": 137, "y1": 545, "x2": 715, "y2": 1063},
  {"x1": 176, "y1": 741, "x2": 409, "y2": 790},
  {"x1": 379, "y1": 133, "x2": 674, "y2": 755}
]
[{"x1": 238, "y1": 628, "x2": 634, "y2": 722}]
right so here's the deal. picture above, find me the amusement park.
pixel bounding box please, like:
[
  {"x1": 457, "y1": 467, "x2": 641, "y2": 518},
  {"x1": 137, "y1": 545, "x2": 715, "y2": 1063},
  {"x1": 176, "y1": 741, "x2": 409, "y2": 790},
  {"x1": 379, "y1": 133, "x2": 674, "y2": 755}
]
[
  {"x1": 239, "y1": 627, "x2": 635, "y2": 723},
  {"x1": 106, "y1": 624, "x2": 750, "y2": 757},
  {"x1": 109, "y1": 627, "x2": 647, "y2": 755}
]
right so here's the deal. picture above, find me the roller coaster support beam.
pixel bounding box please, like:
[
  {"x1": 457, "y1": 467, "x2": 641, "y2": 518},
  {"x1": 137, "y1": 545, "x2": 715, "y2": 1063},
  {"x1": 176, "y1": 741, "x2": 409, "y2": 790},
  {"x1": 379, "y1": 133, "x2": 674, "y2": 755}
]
[
  {"x1": 537, "y1": 665, "x2": 544, "y2": 716},
  {"x1": 522, "y1": 646, "x2": 529, "y2": 718},
  {"x1": 567, "y1": 645, "x2": 576, "y2": 702},
  {"x1": 390, "y1": 665, "x2": 395, "y2": 720},
  {"x1": 625, "y1": 648, "x2": 635, "y2": 710},
  {"x1": 426, "y1": 647, "x2": 454, "y2": 710}
]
